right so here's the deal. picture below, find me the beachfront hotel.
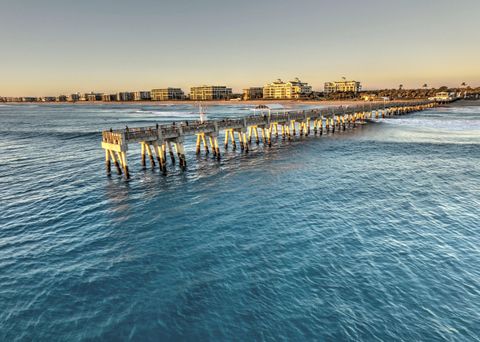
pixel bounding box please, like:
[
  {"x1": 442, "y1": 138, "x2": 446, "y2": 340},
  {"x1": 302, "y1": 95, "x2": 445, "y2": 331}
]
[
  {"x1": 262, "y1": 78, "x2": 312, "y2": 99},
  {"x1": 189, "y1": 86, "x2": 232, "y2": 101},
  {"x1": 151, "y1": 88, "x2": 185, "y2": 101},
  {"x1": 243, "y1": 87, "x2": 263, "y2": 100},
  {"x1": 324, "y1": 80, "x2": 362, "y2": 94}
]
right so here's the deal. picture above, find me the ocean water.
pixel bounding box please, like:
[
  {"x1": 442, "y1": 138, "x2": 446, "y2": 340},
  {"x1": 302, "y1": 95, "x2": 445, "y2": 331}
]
[{"x1": 0, "y1": 103, "x2": 479, "y2": 341}]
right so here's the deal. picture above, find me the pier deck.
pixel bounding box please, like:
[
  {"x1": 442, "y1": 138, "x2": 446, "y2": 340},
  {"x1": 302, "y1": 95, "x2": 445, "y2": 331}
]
[{"x1": 101, "y1": 100, "x2": 434, "y2": 179}]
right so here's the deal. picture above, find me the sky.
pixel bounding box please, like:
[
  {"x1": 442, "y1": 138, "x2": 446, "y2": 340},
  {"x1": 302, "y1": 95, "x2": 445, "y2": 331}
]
[{"x1": 1, "y1": 0, "x2": 479, "y2": 96}]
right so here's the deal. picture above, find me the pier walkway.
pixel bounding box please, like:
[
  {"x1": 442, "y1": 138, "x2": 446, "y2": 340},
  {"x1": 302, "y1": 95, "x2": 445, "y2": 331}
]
[{"x1": 101, "y1": 100, "x2": 434, "y2": 179}]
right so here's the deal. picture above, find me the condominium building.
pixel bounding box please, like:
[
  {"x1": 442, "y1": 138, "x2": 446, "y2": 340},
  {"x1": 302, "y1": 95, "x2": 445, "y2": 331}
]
[
  {"x1": 151, "y1": 88, "x2": 185, "y2": 101},
  {"x1": 117, "y1": 92, "x2": 134, "y2": 101},
  {"x1": 68, "y1": 93, "x2": 81, "y2": 102},
  {"x1": 102, "y1": 94, "x2": 118, "y2": 102},
  {"x1": 133, "y1": 91, "x2": 151, "y2": 101},
  {"x1": 263, "y1": 78, "x2": 312, "y2": 99},
  {"x1": 1, "y1": 97, "x2": 22, "y2": 102},
  {"x1": 85, "y1": 93, "x2": 103, "y2": 101},
  {"x1": 243, "y1": 87, "x2": 263, "y2": 100},
  {"x1": 324, "y1": 80, "x2": 362, "y2": 94},
  {"x1": 189, "y1": 86, "x2": 232, "y2": 101},
  {"x1": 42, "y1": 96, "x2": 57, "y2": 102}
]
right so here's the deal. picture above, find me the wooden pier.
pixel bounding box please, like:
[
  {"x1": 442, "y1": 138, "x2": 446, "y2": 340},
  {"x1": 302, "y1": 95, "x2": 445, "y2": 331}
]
[{"x1": 101, "y1": 101, "x2": 434, "y2": 179}]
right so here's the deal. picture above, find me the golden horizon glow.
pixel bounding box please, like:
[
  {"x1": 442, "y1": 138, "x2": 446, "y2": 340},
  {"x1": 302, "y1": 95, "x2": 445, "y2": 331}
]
[{"x1": 1, "y1": 0, "x2": 479, "y2": 97}]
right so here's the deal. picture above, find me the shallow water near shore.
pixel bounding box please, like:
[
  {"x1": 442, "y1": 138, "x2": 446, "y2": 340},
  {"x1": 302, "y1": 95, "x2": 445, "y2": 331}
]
[{"x1": 1, "y1": 103, "x2": 479, "y2": 341}]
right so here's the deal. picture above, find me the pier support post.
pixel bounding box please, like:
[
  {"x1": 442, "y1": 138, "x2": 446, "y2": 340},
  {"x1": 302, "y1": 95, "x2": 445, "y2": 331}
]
[
  {"x1": 105, "y1": 149, "x2": 111, "y2": 175},
  {"x1": 140, "y1": 142, "x2": 146, "y2": 169},
  {"x1": 154, "y1": 141, "x2": 167, "y2": 173},
  {"x1": 145, "y1": 143, "x2": 155, "y2": 169},
  {"x1": 174, "y1": 139, "x2": 187, "y2": 169},
  {"x1": 266, "y1": 127, "x2": 272, "y2": 147},
  {"x1": 120, "y1": 152, "x2": 130, "y2": 179},
  {"x1": 285, "y1": 125, "x2": 291, "y2": 141},
  {"x1": 242, "y1": 132, "x2": 249, "y2": 152},
  {"x1": 196, "y1": 134, "x2": 202, "y2": 154},
  {"x1": 214, "y1": 136, "x2": 220, "y2": 160},
  {"x1": 208, "y1": 135, "x2": 215, "y2": 156},
  {"x1": 167, "y1": 141, "x2": 175, "y2": 164},
  {"x1": 110, "y1": 150, "x2": 122, "y2": 175},
  {"x1": 224, "y1": 130, "x2": 229, "y2": 149},
  {"x1": 201, "y1": 133, "x2": 209, "y2": 155},
  {"x1": 230, "y1": 129, "x2": 236, "y2": 150},
  {"x1": 238, "y1": 131, "x2": 244, "y2": 151}
]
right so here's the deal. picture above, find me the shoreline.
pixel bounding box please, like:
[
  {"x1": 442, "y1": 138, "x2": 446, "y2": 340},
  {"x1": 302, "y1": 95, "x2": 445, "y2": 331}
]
[
  {"x1": 1, "y1": 99, "x2": 417, "y2": 107},
  {"x1": 2, "y1": 99, "x2": 477, "y2": 107}
]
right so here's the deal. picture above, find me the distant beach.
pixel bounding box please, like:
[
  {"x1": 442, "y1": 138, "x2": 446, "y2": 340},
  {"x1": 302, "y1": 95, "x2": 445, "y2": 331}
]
[{"x1": 1, "y1": 99, "x2": 408, "y2": 107}]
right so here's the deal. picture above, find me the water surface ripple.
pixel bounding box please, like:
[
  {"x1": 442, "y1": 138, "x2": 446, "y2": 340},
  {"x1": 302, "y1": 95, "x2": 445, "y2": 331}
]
[{"x1": 0, "y1": 104, "x2": 479, "y2": 341}]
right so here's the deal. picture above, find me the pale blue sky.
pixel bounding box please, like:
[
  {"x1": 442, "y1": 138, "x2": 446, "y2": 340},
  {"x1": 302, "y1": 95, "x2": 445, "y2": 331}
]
[{"x1": 1, "y1": 0, "x2": 479, "y2": 95}]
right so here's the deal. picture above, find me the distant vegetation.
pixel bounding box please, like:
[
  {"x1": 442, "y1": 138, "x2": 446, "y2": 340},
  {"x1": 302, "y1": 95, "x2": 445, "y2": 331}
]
[
  {"x1": 363, "y1": 86, "x2": 480, "y2": 100},
  {"x1": 320, "y1": 86, "x2": 480, "y2": 101}
]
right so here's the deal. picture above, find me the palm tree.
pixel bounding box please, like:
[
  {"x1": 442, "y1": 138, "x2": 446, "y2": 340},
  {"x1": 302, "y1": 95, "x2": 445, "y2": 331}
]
[
  {"x1": 422, "y1": 83, "x2": 428, "y2": 89},
  {"x1": 461, "y1": 82, "x2": 467, "y2": 87},
  {"x1": 399, "y1": 84, "x2": 403, "y2": 90}
]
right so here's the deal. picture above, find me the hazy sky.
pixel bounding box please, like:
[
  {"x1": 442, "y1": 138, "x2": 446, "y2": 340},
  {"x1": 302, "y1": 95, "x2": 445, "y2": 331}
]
[{"x1": 1, "y1": 0, "x2": 479, "y2": 95}]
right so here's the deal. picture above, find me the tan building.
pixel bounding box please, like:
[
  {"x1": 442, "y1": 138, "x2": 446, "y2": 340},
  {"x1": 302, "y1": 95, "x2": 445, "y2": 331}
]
[
  {"x1": 190, "y1": 86, "x2": 232, "y2": 101},
  {"x1": 324, "y1": 80, "x2": 362, "y2": 94},
  {"x1": 243, "y1": 87, "x2": 263, "y2": 100},
  {"x1": 85, "y1": 93, "x2": 103, "y2": 101},
  {"x1": 263, "y1": 78, "x2": 312, "y2": 99},
  {"x1": 102, "y1": 94, "x2": 118, "y2": 102},
  {"x1": 133, "y1": 91, "x2": 151, "y2": 101},
  {"x1": 151, "y1": 88, "x2": 185, "y2": 101}
]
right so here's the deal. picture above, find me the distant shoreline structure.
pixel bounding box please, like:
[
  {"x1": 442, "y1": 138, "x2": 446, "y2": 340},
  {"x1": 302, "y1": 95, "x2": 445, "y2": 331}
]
[
  {"x1": 0, "y1": 99, "x2": 430, "y2": 106},
  {"x1": 2, "y1": 79, "x2": 478, "y2": 104}
]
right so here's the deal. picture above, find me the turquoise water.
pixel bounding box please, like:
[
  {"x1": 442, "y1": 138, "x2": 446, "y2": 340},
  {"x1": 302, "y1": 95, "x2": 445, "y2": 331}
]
[{"x1": 1, "y1": 103, "x2": 479, "y2": 341}]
